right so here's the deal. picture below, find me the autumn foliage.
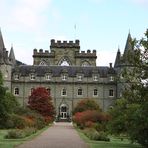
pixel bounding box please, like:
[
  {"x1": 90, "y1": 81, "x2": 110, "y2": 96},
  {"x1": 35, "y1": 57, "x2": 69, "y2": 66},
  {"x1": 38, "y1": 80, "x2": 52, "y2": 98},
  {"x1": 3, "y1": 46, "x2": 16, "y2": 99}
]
[
  {"x1": 73, "y1": 110, "x2": 110, "y2": 128},
  {"x1": 73, "y1": 98, "x2": 101, "y2": 114},
  {"x1": 28, "y1": 87, "x2": 55, "y2": 122}
]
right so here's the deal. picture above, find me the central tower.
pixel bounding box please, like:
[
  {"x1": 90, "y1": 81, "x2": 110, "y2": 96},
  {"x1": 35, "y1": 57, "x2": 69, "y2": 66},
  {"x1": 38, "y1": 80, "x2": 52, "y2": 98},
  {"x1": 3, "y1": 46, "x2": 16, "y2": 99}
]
[{"x1": 33, "y1": 39, "x2": 97, "y2": 66}]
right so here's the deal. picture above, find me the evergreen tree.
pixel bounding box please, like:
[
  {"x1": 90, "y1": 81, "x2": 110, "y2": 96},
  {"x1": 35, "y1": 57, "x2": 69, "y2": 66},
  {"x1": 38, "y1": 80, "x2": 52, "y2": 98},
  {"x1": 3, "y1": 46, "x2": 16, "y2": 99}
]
[{"x1": 109, "y1": 29, "x2": 148, "y2": 147}]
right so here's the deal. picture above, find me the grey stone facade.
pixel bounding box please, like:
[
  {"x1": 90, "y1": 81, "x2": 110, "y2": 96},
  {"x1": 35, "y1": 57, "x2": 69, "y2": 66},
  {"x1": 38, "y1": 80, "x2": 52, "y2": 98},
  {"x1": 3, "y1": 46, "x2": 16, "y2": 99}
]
[{"x1": 0, "y1": 29, "x2": 134, "y2": 120}]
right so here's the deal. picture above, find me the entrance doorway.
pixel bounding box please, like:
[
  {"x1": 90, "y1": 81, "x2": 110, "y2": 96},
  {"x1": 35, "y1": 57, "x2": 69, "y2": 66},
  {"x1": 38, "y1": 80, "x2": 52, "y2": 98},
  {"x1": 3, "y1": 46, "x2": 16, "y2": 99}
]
[{"x1": 60, "y1": 104, "x2": 68, "y2": 119}]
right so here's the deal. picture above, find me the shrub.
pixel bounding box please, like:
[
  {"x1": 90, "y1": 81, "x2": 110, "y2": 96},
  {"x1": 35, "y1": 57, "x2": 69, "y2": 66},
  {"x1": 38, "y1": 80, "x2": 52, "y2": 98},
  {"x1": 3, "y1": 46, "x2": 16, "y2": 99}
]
[
  {"x1": 5, "y1": 127, "x2": 37, "y2": 139},
  {"x1": 9, "y1": 114, "x2": 27, "y2": 129},
  {"x1": 5, "y1": 129, "x2": 24, "y2": 139},
  {"x1": 83, "y1": 128, "x2": 110, "y2": 141},
  {"x1": 73, "y1": 110, "x2": 110, "y2": 129},
  {"x1": 14, "y1": 107, "x2": 46, "y2": 129},
  {"x1": 73, "y1": 99, "x2": 101, "y2": 114}
]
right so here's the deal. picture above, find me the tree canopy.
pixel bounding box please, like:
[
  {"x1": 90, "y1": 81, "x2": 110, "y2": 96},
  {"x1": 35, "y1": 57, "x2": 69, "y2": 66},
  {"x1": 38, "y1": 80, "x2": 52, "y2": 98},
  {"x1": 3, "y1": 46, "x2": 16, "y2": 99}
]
[
  {"x1": 109, "y1": 29, "x2": 148, "y2": 147},
  {"x1": 28, "y1": 87, "x2": 55, "y2": 120}
]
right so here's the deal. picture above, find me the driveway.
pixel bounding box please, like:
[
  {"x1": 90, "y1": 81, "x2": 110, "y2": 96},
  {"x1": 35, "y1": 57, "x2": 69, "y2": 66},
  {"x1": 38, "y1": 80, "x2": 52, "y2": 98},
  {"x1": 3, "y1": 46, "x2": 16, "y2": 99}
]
[{"x1": 16, "y1": 122, "x2": 89, "y2": 148}]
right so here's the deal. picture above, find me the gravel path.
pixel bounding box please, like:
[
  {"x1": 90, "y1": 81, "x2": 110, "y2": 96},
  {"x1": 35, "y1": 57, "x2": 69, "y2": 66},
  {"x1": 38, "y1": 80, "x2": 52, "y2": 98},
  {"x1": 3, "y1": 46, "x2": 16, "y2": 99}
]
[{"x1": 16, "y1": 122, "x2": 89, "y2": 148}]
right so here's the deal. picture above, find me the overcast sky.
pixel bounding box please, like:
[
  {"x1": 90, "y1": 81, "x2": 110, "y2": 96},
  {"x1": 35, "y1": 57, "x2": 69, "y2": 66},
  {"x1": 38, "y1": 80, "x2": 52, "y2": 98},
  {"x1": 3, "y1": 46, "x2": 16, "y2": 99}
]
[{"x1": 0, "y1": 0, "x2": 148, "y2": 66}]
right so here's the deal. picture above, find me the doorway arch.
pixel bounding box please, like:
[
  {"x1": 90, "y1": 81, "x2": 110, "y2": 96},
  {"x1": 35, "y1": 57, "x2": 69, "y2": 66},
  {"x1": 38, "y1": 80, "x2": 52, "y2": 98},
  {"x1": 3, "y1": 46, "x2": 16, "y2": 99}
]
[{"x1": 59, "y1": 104, "x2": 69, "y2": 119}]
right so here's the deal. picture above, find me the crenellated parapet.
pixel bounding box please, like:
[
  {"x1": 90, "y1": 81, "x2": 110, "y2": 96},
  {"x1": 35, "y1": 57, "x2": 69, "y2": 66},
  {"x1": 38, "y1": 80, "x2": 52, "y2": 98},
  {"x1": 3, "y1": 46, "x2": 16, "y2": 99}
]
[
  {"x1": 50, "y1": 39, "x2": 80, "y2": 48},
  {"x1": 33, "y1": 49, "x2": 55, "y2": 58},
  {"x1": 75, "y1": 49, "x2": 97, "y2": 58}
]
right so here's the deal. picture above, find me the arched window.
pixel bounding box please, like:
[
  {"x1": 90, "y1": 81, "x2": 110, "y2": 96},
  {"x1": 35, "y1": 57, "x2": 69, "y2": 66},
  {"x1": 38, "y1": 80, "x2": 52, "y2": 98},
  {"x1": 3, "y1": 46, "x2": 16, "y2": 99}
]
[
  {"x1": 58, "y1": 57, "x2": 71, "y2": 66},
  {"x1": 82, "y1": 61, "x2": 90, "y2": 67},
  {"x1": 14, "y1": 87, "x2": 19, "y2": 96},
  {"x1": 39, "y1": 60, "x2": 47, "y2": 66}
]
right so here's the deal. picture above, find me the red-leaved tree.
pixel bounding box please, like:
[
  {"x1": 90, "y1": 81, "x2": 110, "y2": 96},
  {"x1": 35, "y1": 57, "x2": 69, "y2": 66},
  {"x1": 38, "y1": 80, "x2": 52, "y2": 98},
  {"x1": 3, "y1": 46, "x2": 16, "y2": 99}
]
[{"x1": 28, "y1": 87, "x2": 55, "y2": 122}]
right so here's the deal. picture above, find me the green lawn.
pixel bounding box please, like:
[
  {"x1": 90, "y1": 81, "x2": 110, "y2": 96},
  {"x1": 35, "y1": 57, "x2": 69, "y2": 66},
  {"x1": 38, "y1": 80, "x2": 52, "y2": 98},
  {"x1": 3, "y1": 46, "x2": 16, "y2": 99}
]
[
  {"x1": 77, "y1": 129, "x2": 142, "y2": 148},
  {"x1": 0, "y1": 126, "x2": 49, "y2": 148}
]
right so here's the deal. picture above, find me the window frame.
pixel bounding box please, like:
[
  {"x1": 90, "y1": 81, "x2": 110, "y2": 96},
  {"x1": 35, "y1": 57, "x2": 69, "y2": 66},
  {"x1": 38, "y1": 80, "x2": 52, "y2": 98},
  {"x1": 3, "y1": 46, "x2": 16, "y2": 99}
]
[
  {"x1": 77, "y1": 88, "x2": 83, "y2": 96},
  {"x1": 93, "y1": 88, "x2": 98, "y2": 96},
  {"x1": 30, "y1": 73, "x2": 35, "y2": 80},
  {"x1": 77, "y1": 75, "x2": 82, "y2": 81},
  {"x1": 109, "y1": 89, "x2": 114, "y2": 97},
  {"x1": 14, "y1": 87, "x2": 19, "y2": 96},
  {"x1": 61, "y1": 88, "x2": 67, "y2": 96},
  {"x1": 14, "y1": 74, "x2": 19, "y2": 80}
]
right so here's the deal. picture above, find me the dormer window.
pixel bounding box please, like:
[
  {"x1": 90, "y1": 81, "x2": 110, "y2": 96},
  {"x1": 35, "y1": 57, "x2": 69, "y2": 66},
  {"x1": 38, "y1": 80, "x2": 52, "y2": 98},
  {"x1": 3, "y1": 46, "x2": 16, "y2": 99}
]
[
  {"x1": 30, "y1": 74, "x2": 35, "y2": 80},
  {"x1": 45, "y1": 74, "x2": 51, "y2": 80},
  {"x1": 93, "y1": 75, "x2": 98, "y2": 81},
  {"x1": 110, "y1": 76, "x2": 114, "y2": 81},
  {"x1": 77, "y1": 75, "x2": 82, "y2": 81},
  {"x1": 62, "y1": 74, "x2": 67, "y2": 81},
  {"x1": 14, "y1": 74, "x2": 19, "y2": 80}
]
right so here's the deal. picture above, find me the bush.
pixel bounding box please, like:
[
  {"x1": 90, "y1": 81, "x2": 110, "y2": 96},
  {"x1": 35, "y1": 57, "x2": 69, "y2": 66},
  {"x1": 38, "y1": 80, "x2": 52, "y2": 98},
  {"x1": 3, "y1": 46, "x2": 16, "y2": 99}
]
[
  {"x1": 5, "y1": 127, "x2": 37, "y2": 139},
  {"x1": 73, "y1": 110, "x2": 110, "y2": 129},
  {"x1": 5, "y1": 129, "x2": 24, "y2": 139},
  {"x1": 14, "y1": 107, "x2": 47, "y2": 129},
  {"x1": 9, "y1": 114, "x2": 27, "y2": 129},
  {"x1": 83, "y1": 128, "x2": 110, "y2": 141},
  {"x1": 73, "y1": 99, "x2": 101, "y2": 114}
]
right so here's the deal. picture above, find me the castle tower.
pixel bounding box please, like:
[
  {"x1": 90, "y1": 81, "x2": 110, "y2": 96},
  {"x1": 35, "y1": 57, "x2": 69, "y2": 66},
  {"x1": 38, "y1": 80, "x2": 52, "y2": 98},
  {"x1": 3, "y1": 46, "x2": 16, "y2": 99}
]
[
  {"x1": 33, "y1": 39, "x2": 97, "y2": 66},
  {"x1": 115, "y1": 32, "x2": 135, "y2": 98},
  {"x1": 0, "y1": 29, "x2": 13, "y2": 90}
]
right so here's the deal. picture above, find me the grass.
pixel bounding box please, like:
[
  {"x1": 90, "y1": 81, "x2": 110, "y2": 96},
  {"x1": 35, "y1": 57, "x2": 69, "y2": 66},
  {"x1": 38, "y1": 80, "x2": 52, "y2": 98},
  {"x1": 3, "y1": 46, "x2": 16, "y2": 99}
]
[
  {"x1": 0, "y1": 126, "x2": 50, "y2": 148},
  {"x1": 77, "y1": 128, "x2": 142, "y2": 148}
]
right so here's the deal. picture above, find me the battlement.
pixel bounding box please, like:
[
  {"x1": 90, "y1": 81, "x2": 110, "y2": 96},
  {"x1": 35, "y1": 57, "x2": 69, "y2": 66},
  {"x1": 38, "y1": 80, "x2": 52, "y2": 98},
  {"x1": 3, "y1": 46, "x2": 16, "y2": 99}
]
[
  {"x1": 50, "y1": 39, "x2": 80, "y2": 48},
  {"x1": 33, "y1": 49, "x2": 54, "y2": 58},
  {"x1": 75, "y1": 49, "x2": 97, "y2": 58}
]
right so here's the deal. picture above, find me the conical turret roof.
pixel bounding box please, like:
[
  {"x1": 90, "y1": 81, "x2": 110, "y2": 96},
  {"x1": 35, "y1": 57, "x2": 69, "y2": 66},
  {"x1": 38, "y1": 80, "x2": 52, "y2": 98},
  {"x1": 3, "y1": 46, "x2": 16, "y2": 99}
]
[{"x1": 9, "y1": 45, "x2": 16, "y2": 66}]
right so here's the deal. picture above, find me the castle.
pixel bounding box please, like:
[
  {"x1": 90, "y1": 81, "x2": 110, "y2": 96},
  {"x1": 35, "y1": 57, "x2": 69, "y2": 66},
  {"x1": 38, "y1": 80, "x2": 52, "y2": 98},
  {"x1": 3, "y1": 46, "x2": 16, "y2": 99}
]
[{"x1": 0, "y1": 29, "x2": 134, "y2": 120}]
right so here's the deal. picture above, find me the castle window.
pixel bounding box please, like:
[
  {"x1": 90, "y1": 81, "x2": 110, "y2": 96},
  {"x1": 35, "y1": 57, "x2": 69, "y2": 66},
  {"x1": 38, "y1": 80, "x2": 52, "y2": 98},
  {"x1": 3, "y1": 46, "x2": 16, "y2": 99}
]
[
  {"x1": 46, "y1": 88, "x2": 51, "y2": 94},
  {"x1": 93, "y1": 75, "x2": 98, "y2": 81},
  {"x1": 110, "y1": 76, "x2": 114, "y2": 81},
  {"x1": 93, "y1": 89, "x2": 98, "y2": 96},
  {"x1": 14, "y1": 74, "x2": 19, "y2": 80},
  {"x1": 14, "y1": 87, "x2": 19, "y2": 96},
  {"x1": 31, "y1": 88, "x2": 34, "y2": 94},
  {"x1": 78, "y1": 88, "x2": 83, "y2": 96},
  {"x1": 30, "y1": 74, "x2": 35, "y2": 80},
  {"x1": 61, "y1": 88, "x2": 67, "y2": 96},
  {"x1": 59, "y1": 57, "x2": 71, "y2": 66},
  {"x1": 39, "y1": 61, "x2": 47, "y2": 66},
  {"x1": 62, "y1": 74, "x2": 67, "y2": 81},
  {"x1": 77, "y1": 75, "x2": 82, "y2": 81},
  {"x1": 109, "y1": 89, "x2": 114, "y2": 97},
  {"x1": 45, "y1": 74, "x2": 51, "y2": 80},
  {"x1": 82, "y1": 61, "x2": 90, "y2": 67}
]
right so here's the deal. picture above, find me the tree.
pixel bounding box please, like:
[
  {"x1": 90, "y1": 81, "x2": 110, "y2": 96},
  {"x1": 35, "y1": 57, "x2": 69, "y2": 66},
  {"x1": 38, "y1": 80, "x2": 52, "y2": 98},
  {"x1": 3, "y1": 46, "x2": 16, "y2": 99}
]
[
  {"x1": 73, "y1": 98, "x2": 101, "y2": 115},
  {"x1": 28, "y1": 87, "x2": 55, "y2": 122},
  {"x1": 109, "y1": 29, "x2": 148, "y2": 147},
  {"x1": 0, "y1": 72, "x2": 19, "y2": 128}
]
